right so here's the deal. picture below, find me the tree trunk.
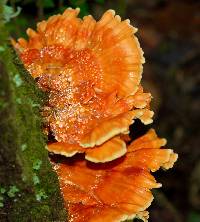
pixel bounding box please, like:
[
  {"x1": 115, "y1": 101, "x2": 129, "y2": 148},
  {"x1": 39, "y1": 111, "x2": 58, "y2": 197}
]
[{"x1": 0, "y1": 4, "x2": 67, "y2": 222}]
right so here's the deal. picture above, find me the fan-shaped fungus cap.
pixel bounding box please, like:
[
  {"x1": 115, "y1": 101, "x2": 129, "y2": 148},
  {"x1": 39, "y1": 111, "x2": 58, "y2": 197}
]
[
  {"x1": 52, "y1": 129, "x2": 178, "y2": 222},
  {"x1": 13, "y1": 8, "x2": 153, "y2": 162}
]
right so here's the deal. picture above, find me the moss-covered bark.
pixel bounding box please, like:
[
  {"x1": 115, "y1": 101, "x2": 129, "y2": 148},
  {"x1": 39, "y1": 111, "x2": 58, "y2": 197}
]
[{"x1": 0, "y1": 4, "x2": 67, "y2": 222}]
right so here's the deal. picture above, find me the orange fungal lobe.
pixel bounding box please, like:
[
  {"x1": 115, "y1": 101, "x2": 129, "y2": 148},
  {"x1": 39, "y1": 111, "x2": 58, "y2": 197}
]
[
  {"x1": 14, "y1": 8, "x2": 152, "y2": 162},
  {"x1": 53, "y1": 130, "x2": 177, "y2": 222}
]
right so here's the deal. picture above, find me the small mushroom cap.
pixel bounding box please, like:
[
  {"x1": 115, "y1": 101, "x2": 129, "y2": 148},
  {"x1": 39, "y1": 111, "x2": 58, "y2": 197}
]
[
  {"x1": 80, "y1": 111, "x2": 139, "y2": 148},
  {"x1": 48, "y1": 136, "x2": 127, "y2": 163},
  {"x1": 85, "y1": 136, "x2": 127, "y2": 163}
]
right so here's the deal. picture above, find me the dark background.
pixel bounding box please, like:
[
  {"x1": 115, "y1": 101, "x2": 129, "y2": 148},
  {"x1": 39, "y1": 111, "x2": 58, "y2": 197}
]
[{"x1": 5, "y1": 0, "x2": 200, "y2": 222}]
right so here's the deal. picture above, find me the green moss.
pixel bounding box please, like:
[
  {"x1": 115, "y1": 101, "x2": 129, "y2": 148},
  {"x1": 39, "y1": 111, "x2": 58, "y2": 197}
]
[
  {"x1": 16, "y1": 97, "x2": 22, "y2": 104},
  {"x1": 7, "y1": 186, "x2": 19, "y2": 198},
  {"x1": 33, "y1": 173, "x2": 40, "y2": 185},
  {"x1": 35, "y1": 189, "x2": 48, "y2": 201},
  {"x1": 33, "y1": 159, "x2": 42, "y2": 170},
  {"x1": 13, "y1": 73, "x2": 23, "y2": 87},
  {"x1": 0, "y1": 187, "x2": 6, "y2": 194},
  {"x1": 21, "y1": 143, "x2": 27, "y2": 151},
  {"x1": 0, "y1": 45, "x2": 5, "y2": 52}
]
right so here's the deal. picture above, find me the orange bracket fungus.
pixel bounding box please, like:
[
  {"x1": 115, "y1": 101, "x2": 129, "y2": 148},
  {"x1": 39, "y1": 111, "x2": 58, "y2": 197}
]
[{"x1": 13, "y1": 8, "x2": 178, "y2": 222}]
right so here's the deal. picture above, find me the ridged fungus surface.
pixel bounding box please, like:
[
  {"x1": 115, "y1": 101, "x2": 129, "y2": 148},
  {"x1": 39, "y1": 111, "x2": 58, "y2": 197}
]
[
  {"x1": 13, "y1": 8, "x2": 178, "y2": 222},
  {"x1": 13, "y1": 8, "x2": 153, "y2": 162},
  {"x1": 53, "y1": 129, "x2": 178, "y2": 222}
]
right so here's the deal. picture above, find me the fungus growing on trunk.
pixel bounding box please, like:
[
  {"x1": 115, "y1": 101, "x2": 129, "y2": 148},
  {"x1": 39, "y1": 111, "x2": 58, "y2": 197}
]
[
  {"x1": 13, "y1": 8, "x2": 153, "y2": 162},
  {"x1": 13, "y1": 8, "x2": 178, "y2": 222},
  {"x1": 52, "y1": 129, "x2": 177, "y2": 222}
]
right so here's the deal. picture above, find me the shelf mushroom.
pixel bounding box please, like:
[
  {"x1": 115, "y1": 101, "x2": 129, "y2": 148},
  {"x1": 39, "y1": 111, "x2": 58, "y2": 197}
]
[{"x1": 13, "y1": 8, "x2": 178, "y2": 222}]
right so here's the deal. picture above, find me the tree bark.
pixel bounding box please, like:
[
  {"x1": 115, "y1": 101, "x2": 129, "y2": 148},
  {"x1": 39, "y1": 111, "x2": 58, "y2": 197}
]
[{"x1": 0, "y1": 4, "x2": 67, "y2": 222}]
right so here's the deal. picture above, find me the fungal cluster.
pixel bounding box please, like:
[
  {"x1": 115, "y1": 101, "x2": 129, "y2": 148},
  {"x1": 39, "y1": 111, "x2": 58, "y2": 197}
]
[{"x1": 13, "y1": 8, "x2": 178, "y2": 222}]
